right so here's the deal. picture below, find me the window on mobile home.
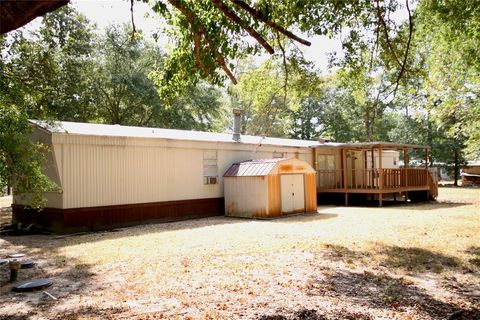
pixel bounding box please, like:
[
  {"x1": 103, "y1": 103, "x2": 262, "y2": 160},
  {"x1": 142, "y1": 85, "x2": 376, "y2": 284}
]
[
  {"x1": 203, "y1": 150, "x2": 218, "y2": 184},
  {"x1": 317, "y1": 154, "x2": 335, "y2": 188}
]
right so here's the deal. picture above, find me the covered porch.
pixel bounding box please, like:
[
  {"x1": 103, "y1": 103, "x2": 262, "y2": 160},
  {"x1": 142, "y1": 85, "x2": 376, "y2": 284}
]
[{"x1": 315, "y1": 142, "x2": 438, "y2": 206}]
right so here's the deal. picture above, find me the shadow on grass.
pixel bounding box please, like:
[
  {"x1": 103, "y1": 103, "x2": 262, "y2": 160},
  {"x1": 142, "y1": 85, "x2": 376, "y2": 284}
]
[
  {"x1": 258, "y1": 308, "x2": 374, "y2": 320},
  {"x1": 0, "y1": 305, "x2": 126, "y2": 320},
  {"x1": 1, "y1": 215, "x2": 246, "y2": 249},
  {"x1": 466, "y1": 246, "x2": 480, "y2": 268},
  {"x1": 1, "y1": 211, "x2": 339, "y2": 250},
  {"x1": 305, "y1": 269, "x2": 479, "y2": 319},
  {"x1": 271, "y1": 212, "x2": 339, "y2": 224},
  {"x1": 466, "y1": 247, "x2": 480, "y2": 256},
  {"x1": 319, "y1": 198, "x2": 470, "y2": 210},
  {"x1": 321, "y1": 244, "x2": 476, "y2": 274},
  {"x1": 378, "y1": 246, "x2": 462, "y2": 273},
  {"x1": 321, "y1": 244, "x2": 370, "y2": 262},
  {"x1": 53, "y1": 306, "x2": 126, "y2": 320},
  {"x1": 401, "y1": 201, "x2": 471, "y2": 211},
  {"x1": 0, "y1": 245, "x2": 97, "y2": 318}
]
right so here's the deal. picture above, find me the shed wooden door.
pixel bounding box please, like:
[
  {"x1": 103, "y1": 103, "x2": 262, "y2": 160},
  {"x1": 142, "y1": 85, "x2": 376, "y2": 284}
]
[{"x1": 281, "y1": 174, "x2": 305, "y2": 214}]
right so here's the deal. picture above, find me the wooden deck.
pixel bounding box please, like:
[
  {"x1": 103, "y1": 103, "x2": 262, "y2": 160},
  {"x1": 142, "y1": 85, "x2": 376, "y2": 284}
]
[
  {"x1": 318, "y1": 186, "x2": 430, "y2": 193},
  {"x1": 317, "y1": 168, "x2": 438, "y2": 206}
]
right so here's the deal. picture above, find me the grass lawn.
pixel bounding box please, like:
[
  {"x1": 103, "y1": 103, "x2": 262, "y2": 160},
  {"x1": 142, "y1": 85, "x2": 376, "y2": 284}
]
[{"x1": 0, "y1": 187, "x2": 479, "y2": 319}]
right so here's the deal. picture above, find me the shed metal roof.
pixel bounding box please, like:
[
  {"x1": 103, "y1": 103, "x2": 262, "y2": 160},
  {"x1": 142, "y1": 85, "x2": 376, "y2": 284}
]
[{"x1": 224, "y1": 158, "x2": 286, "y2": 177}]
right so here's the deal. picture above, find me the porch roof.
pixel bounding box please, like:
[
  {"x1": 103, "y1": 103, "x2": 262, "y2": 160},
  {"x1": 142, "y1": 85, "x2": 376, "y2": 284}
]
[{"x1": 316, "y1": 141, "x2": 430, "y2": 150}]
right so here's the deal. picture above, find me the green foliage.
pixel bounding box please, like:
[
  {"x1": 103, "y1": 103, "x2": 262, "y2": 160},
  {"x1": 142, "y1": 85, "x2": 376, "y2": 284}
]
[
  {"x1": 416, "y1": 1, "x2": 480, "y2": 161},
  {"x1": 229, "y1": 57, "x2": 325, "y2": 138},
  {"x1": 290, "y1": 97, "x2": 322, "y2": 140},
  {"x1": 158, "y1": 82, "x2": 228, "y2": 131},
  {"x1": 232, "y1": 59, "x2": 290, "y2": 136},
  {"x1": 0, "y1": 106, "x2": 57, "y2": 208},
  {"x1": 148, "y1": 0, "x2": 387, "y2": 90},
  {"x1": 1, "y1": 7, "x2": 98, "y2": 121},
  {"x1": 93, "y1": 25, "x2": 164, "y2": 125}
]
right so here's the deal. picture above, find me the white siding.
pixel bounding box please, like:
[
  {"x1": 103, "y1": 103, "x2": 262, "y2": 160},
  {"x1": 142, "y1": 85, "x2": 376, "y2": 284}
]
[
  {"x1": 367, "y1": 151, "x2": 400, "y2": 169},
  {"x1": 50, "y1": 134, "x2": 313, "y2": 209}
]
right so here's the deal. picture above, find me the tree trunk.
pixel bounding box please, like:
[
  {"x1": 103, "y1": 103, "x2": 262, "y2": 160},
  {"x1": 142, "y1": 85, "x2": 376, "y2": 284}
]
[
  {"x1": 427, "y1": 111, "x2": 434, "y2": 167},
  {"x1": 453, "y1": 149, "x2": 459, "y2": 186}
]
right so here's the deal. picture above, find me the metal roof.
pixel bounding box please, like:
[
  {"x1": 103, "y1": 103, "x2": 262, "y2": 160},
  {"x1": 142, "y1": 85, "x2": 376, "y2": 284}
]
[
  {"x1": 30, "y1": 120, "x2": 320, "y2": 148},
  {"x1": 29, "y1": 120, "x2": 430, "y2": 150},
  {"x1": 224, "y1": 158, "x2": 286, "y2": 177},
  {"x1": 316, "y1": 141, "x2": 430, "y2": 150}
]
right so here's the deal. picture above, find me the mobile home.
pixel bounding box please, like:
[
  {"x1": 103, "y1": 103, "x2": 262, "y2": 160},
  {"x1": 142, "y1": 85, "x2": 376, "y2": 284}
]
[{"x1": 12, "y1": 120, "x2": 438, "y2": 232}]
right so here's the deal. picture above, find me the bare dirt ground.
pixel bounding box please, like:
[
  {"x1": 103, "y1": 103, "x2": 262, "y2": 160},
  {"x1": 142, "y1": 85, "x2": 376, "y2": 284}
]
[{"x1": 0, "y1": 188, "x2": 479, "y2": 320}]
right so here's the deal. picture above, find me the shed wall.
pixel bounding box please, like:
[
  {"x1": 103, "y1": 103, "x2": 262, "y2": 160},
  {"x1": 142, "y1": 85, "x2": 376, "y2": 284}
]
[
  {"x1": 224, "y1": 177, "x2": 267, "y2": 218},
  {"x1": 267, "y1": 175, "x2": 281, "y2": 217},
  {"x1": 304, "y1": 173, "x2": 317, "y2": 211}
]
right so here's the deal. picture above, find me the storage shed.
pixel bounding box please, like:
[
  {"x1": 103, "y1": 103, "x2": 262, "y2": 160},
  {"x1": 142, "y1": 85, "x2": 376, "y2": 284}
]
[{"x1": 224, "y1": 158, "x2": 317, "y2": 218}]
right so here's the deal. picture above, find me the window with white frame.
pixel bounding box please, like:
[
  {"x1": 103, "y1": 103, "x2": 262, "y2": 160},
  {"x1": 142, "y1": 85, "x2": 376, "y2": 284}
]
[{"x1": 203, "y1": 150, "x2": 218, "y2": 185}]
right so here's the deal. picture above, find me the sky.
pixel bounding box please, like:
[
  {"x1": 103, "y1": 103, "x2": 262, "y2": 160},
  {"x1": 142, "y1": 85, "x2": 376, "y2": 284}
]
[{"x1": 71, "y1": 0, "x2": 343, "y2": 73}]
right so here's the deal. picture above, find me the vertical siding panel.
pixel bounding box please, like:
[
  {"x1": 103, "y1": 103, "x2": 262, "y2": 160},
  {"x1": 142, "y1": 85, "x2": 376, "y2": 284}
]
[
  {"x1": 305, "y1": 173, "x2": 317, "y2": 212},
  {"x1": 267, "y1": 175, "x2": 281, "y2": 217}
]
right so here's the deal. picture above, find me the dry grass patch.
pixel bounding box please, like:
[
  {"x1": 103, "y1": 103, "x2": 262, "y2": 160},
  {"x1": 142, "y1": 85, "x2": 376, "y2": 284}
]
[
  {"x1": 0, "y1": 195, "x2": 12, "y2": 227},
  {"x1": 0, "y1": 187, "x2": 479, "y2": 319}
]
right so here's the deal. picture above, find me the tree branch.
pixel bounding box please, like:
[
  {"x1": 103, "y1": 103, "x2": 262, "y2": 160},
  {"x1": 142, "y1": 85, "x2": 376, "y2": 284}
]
[
  {"x1": 276, "y1": 32, "x2": 288, "y2": 105},
  {"x1": 369, "y1": 21, "x2": 380, "y2": 72},
  {"x1": 216, "y1": 54, "x2": 238, "y2": 84},
  {"x1": 130, "y1": 0, "x2": 136, "y2": 41},
  {"x1": 375, "y1": 0, "x2": 402, "y2": 67},
  {"x1": 167, "y1": 0, "x2": 237, "y2": 84},
  {"x1": 231, "y1": 0, "x2": 311, "y2": 46},
  {"x1": 393, "y1": 0, "x2": 413, "y2": 95},
  {"x1": 210, "y1": 0, "x2": 274, "y2": 54},
  {"x1": 192, "y1": 31, "x2": 208, "y2": 75}
]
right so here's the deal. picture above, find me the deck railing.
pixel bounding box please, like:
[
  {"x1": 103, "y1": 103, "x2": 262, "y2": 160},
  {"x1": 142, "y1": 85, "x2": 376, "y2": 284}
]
[{"x1": 317, "y1": 168, "x2": 431, "y2": 190}]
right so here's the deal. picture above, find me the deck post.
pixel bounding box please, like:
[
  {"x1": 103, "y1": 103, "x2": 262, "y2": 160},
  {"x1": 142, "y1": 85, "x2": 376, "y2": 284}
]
[
  {"x1": 342, "y1": 148, "x2": 348, "y2": 206},
  {"x1": 425, "y1": 147, "x2": 429, "y2": 186},
  {"x1": 364, "y1": 150, "x2": 368, "y2": 189},
  {"x1": 312, "y1": 148, "x2": 317, "y2": 192},
  {"x1": 425, "y1": 147, "x2": 429, "y2": 200},
  {"x1": 378, "y1": 145, "x2": 383, "y2": 207},
  {"x1": 371, "y1": 147, "x2": 375, "y2": 188},
  {"x1": 404, "y1": 148, "x2": 408, "y2": 203}
]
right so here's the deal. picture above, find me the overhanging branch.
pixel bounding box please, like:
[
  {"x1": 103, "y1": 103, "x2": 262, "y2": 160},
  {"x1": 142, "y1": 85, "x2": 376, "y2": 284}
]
[
  {"x1": 211, "y1": 0, "x2": 274, "y2": 54},
  {"x1": 231, "y1": 0, "x2": 311, "y2": 46}
]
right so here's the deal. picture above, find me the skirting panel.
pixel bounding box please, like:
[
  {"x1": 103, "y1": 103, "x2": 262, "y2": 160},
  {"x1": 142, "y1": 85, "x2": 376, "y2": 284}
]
[{"x1": 12, "y1": 198, "x2": 224, "y2": 233}]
